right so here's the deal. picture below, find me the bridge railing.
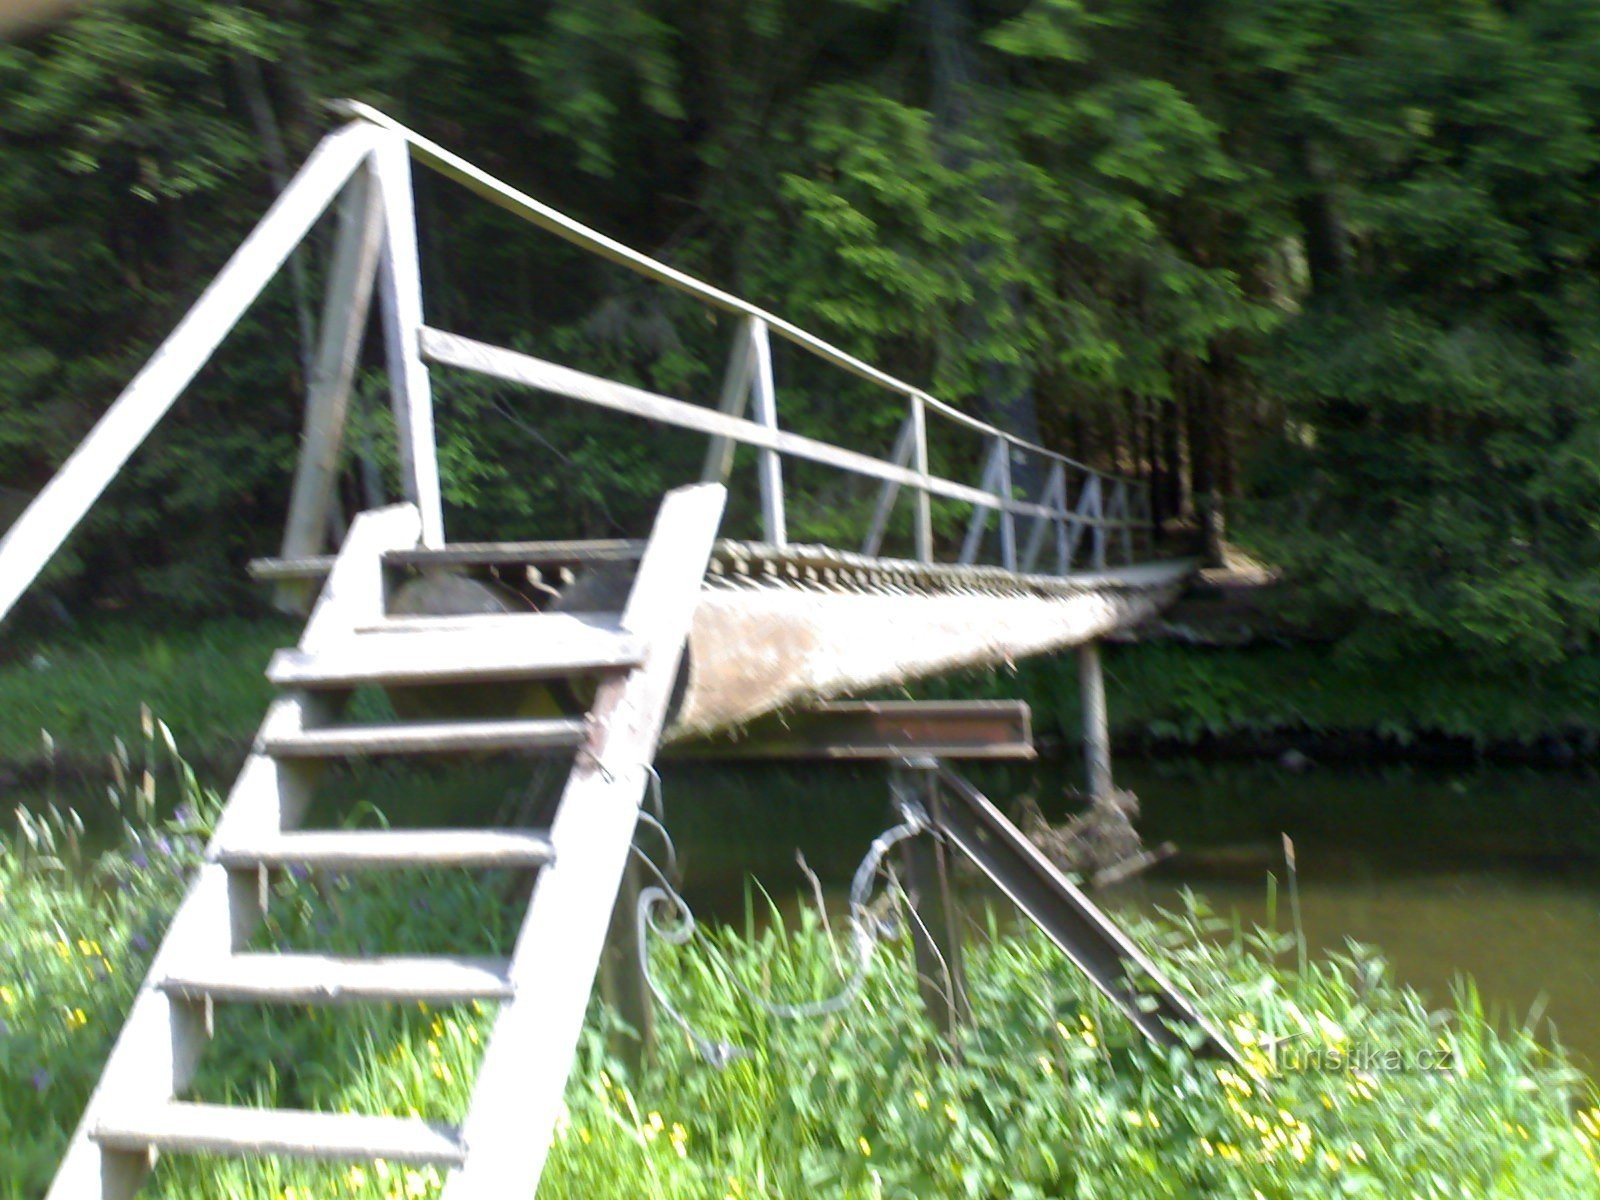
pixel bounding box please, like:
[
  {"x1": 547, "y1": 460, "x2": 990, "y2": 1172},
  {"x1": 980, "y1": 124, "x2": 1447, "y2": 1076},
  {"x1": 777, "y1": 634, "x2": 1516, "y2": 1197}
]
[
  {"x1": 0, "y1": 106, "x2": 1154, "y2": 628},
  {"x1": 338, "y1": 102, "x2": 1152, "y2": 576}
]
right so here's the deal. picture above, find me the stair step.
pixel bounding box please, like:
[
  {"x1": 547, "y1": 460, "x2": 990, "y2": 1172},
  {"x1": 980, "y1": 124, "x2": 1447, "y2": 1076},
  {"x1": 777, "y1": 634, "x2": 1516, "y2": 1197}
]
[
  {"x1": 263, "y1": 716, "x2": 587, "y2": 758},
  {"x1": 268, "y1": 613, "x2": 642, "y2": 689},
  {"x1": 160, "y1": 952, "x2": 513, "y2": 1005},
  {"x1": 353, "y1": 609, "x2": 621, "y2": 635},
  {"x1": 385, "y1": 539, "x2": 646, "y2": 570},
  {"x1": 95, "y1": 1101, "x2": 466, "y2": 1165},
  {"x1": 214, "y1": 829, "x2": 554, "y2": 871},
  {"x1": 247, "y1": 540, "x2": 647, "y2": 585}
]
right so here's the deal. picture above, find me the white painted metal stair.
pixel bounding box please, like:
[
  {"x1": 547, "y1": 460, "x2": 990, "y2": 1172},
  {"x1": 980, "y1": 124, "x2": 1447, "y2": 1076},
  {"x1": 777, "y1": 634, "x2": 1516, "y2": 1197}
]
[
  {"x1": 46, "y1": 482, "x2": 726, "y2": 1200},
  {"x1": 212, "y1": 828, "x2": 555, "y2": 871},
  {"x1": 267, "y1": 610, "x2": 644, "y2": 688},
  {"x1": 158, "y1": 954, "x2": 515, "y2": 1005},
  {"x1": 262, "y1": 715, "x2": 588, "y2": 758},
  {"x1": 95, "y1": 1104, "x2": 467, "y2": 1167}
]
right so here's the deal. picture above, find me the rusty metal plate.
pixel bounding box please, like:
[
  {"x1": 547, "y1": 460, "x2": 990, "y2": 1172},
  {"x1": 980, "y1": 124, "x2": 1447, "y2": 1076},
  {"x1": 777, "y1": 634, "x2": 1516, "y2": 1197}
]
[{"x1": 667, "y1": 699, "x2": 1033, "y2": 760}]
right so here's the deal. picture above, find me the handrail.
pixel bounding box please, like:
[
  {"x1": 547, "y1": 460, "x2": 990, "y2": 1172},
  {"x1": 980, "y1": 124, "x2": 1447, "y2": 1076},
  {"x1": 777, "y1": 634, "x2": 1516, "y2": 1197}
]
[
  {"x1": 0, "y1": 122, "x2": 379, "y2": 627},
  {"x1": 328, "y1": 99, "x2": 1143, "y2": 489},
  {"x1": 420, "y1": 327, "x2": 1145, "y2": 530},
  {"x1": 0, "y1": 106, "x2": 1155, "y2": 629}
]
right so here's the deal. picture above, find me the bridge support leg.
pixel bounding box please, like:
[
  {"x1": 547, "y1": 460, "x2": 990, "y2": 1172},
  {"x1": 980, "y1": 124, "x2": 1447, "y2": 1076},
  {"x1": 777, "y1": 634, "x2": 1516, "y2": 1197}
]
[
  {"x1": 891, "y1": 759, "x2": 970, "y2": 1041},
  {"x1": 600, "y1": 852, "x2": 655, "y2": 1075},
  {"x1": 1078, "y1": 640, "x2": 1113, "y2": 801}
]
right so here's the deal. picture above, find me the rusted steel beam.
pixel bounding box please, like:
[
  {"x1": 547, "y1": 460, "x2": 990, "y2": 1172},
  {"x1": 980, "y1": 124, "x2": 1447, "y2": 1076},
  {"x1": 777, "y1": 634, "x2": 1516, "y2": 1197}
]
[
  {"x1": 892, "y1": 761, "x2": 972, "y2": 1041},
  {"x1": 927, "y1": 763, "x2": 1241, "y2": 1063},
  {"x1": 667, "y1": 700, "x2": 1033, "y2": 761}
]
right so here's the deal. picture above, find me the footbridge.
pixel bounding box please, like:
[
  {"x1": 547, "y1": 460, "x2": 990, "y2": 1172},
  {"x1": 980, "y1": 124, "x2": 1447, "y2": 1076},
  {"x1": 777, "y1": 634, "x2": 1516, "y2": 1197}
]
[{"x1": 0, "y1": 106, "x2": 1230, "y2": 1200}]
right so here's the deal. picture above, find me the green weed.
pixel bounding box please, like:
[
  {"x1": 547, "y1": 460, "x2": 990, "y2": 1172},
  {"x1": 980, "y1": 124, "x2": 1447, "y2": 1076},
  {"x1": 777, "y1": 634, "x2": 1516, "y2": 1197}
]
[{"x1": 3, "y1": 728, "x2": 1598, "y2": 1199}]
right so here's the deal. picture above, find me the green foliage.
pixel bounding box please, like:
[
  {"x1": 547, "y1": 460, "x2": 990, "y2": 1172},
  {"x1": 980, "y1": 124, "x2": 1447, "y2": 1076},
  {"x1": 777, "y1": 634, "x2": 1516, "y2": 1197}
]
[
  {"x1": 1230, "y1": 0, "x2": 1600, "y2": 665},
  {"x1": 0, "y1": 715, "x2": 221, "y2": 1192},
  {"x1": 5, "y1": 745, "x2": 1599, "y2": 1198},
  {"x1": 0, "y1": 617, "x2": 290, "y2": 764},
  {"x1": 5, "y1": 0, "x2": 1600, "y2": 670},
  {"x1": 936, "y1": 641, "x2": 1600, "y2": 751}
]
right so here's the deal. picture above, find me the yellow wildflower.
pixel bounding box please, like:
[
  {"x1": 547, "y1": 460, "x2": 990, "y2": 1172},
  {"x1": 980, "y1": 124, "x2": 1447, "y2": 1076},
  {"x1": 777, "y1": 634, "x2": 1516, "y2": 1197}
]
[
  {"x1": 858, "y1": 1136, "x2": 872, "y2": 1157},
  {"x1": 65, "y1": 1007, "x2": 88, "y2": 1030},
  {"x1": 913, "y1": 1090, "x2": 929, "y2": 1110},
  {"x1": 0, "y1": 985, "x2": 14, "y2": 1007},
  {"x1": 347, "y1": 1166, "x2": 368, "y2": 1190},
  {"x1": 1215, "y1": 1068, "x2": 1253, "y2": 1096}
]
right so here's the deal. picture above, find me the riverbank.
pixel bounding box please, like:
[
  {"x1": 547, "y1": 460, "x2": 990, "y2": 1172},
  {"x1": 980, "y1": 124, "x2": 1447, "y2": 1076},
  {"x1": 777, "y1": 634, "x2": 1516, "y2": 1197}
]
[
  {"x1": 0, "y1": 616, "x2": 290, "y2": 785},
  {"x1": 5, "y1": 761, "x2": 1598, "y2": 1199},
  {"x1": 937, "y1": 641, "x2": 1600, "y2": 767},
  {"x1": 8, "y1": 617, "x2": 1600, "y2": 782}
]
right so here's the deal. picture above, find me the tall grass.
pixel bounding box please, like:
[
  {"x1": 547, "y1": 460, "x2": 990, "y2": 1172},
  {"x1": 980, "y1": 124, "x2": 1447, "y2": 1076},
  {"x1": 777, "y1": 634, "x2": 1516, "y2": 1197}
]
[
  {"x1": 0, "y1": 618, "x2": 291, "y2": 767},
  {"x1": 3, "y1": 727, "x2": 1598, "y2": 1199}
]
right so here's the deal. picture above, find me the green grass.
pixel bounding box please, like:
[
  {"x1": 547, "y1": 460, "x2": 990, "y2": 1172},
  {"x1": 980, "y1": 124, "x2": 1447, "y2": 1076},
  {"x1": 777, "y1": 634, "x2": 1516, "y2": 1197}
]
[
  {"x1": 9, "y1": 618, "x2": 1600, "y2": 781},
  {"x1": 0, "y1": 617, "x2": 293, "y2": 768},
  {"x1": 4, "y1": 731, "x2": 1600, "y2": 1199},
  {"x1": 922, "y1": 642, "x2": 1600, "y2": 752}
]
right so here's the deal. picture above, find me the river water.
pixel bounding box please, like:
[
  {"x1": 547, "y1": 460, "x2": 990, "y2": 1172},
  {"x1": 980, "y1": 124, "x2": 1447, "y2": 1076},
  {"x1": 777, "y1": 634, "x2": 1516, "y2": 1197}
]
[
  {"x1": 14, "y1": 753, "x2": 1600, "y2": 1065},
  {"x1": 645, "y1": 755, "x2": 1600, "y2": 1068}
]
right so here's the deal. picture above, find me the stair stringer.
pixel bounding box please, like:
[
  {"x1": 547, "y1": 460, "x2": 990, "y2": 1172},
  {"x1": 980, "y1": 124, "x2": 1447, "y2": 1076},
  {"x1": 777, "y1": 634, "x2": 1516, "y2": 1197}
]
[
  {"x1": 441, "y1": 482, "x2": 726, "y2": 1197},
  {"x1": 45, "y1": 504, "x2": 423, "y2": 1200}
]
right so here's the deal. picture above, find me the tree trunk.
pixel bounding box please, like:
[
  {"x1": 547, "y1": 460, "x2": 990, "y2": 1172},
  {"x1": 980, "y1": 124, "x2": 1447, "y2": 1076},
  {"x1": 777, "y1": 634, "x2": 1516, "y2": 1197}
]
[
  {"x1": 923, "y1": 0, "x2": 1045, "y2": 500},
  {"x1": 1293, "y1": 134, "x2": 1349, "y2": 296}
]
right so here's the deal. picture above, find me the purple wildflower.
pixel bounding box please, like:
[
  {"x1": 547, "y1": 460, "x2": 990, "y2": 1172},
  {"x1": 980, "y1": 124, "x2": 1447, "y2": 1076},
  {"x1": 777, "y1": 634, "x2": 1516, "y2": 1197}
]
[
  {"x1": 155, "y1": 836, "x2": 172, "y2": 858},
  {"x1": 174, "y1": 803, "x2": 194, "y2": 826},
  {"x1": 30, "y1": 1068, "x2": 50, "y2": 1093},
  {"x1": 130, "y1": 932, "x2": 150, "y2": 955},
  {"x1": 288, "y1": 864, "x2": 311, "y2": 883},
  {"x1": 130, "y1": 849, "x2": 148, "y2": 871}
]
